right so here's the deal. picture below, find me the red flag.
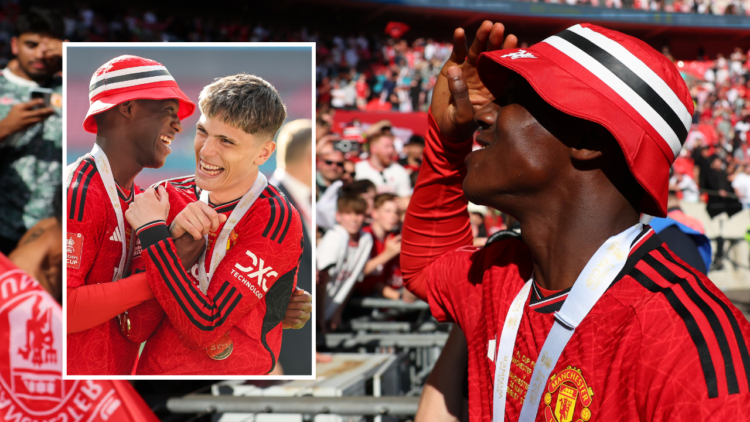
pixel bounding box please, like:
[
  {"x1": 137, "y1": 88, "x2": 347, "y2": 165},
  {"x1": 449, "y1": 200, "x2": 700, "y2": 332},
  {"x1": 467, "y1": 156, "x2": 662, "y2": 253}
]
[
  {"x1": 0, "y1": 253, "x2": 158, "y2": 421},
  {"x1": 384, "y1": 21, "x2": 410, "y2": 39}
]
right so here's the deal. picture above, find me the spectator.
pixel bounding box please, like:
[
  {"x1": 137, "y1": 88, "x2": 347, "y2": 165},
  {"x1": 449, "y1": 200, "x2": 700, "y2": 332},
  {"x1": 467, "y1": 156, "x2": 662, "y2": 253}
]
[
  {"x1": 355, "y1": 133, "x2": 412, "y2": 197},
  {"x1": 316, "y1": 137, "x2": 345, "y2": 198},
  {"x1": 732, "y1": 163, "x2": 750, "y2": 208},
  {"x1": 398, "y1": 134, "x2": 424, "y2": 174},
  {"x1": 8, "y1": 182, "x2": 62, "y2": 302},
  {"x1": 669, "y1": 171, "x2": 700, "y2": 203},
  {"x1": 342, "y1": 160, "x2": 356, "y2": 185},
  {"x1": 341, "y1": 179, "x2": 377, "y2": 218},
  {"x1": 316, "y1": 194, "x2": 373, "y2": 330},
  {"x1": 0, "y1": 8, "x2": 62, "y2": 255},
  {"x1": 358, "y1": 193, "x2": 413, "y2": 301}
]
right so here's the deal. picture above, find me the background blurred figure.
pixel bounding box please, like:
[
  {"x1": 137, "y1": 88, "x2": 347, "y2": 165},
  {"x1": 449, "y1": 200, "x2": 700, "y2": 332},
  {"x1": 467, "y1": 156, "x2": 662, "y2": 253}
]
[
  {"x1": 358, "y1": 193, "x2": 409, "y2": 301},
  {"x1": 270, "y1": 119, "x2": 314, "y2": 376},
  {"x1": 317, "y1": 194, "x2": 373, "y2": 331},
  {"x1": 8, "y1": 183, "x2": 62, "y2": 302},
  {"x1": 0, "y1": 8, "x2": 62, "y2": 255},
  {"x1": 399, "y1": 134, "x2": 424, "y2": 174},
  {"x1": 316, "y1": 137, "x2": 345, "y2": 198},
  {"x1": 355, "y1": 133, "x2": 411, "y2": 197}
]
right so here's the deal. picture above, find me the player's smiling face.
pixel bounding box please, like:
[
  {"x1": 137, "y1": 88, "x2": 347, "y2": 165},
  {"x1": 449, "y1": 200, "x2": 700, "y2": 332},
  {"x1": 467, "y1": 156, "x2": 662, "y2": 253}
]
[
  {"x1": 194, "y1": 114, "x2": 276, "y2": 204},
  {"x1": 131, "y1": 99, "x2": 182, "y2": 169}
]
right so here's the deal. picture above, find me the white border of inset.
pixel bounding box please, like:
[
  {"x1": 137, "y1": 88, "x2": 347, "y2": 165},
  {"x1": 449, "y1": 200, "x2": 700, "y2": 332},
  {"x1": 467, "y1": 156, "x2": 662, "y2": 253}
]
[{"x1": 62, "y1": 42, "x2": 317, "y2": 381}]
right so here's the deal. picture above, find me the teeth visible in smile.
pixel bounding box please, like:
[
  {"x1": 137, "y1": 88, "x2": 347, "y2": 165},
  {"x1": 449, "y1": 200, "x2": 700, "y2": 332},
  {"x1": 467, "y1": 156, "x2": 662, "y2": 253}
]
[
  {"x1": 160, "y1": 135, "x2": 172, "y2": 145},
  {"x1": 200, "y1": 160, "x2": 224, "y2": 176}
]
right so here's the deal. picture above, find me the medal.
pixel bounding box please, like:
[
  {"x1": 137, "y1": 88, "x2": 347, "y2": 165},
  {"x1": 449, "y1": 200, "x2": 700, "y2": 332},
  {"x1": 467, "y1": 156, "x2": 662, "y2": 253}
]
[
  {"x1": 206, "y1": 333, "x2": 233, "y2": 360},
  {"x1": 117, "y1": 311, "x2": 131, "y2": 337}
]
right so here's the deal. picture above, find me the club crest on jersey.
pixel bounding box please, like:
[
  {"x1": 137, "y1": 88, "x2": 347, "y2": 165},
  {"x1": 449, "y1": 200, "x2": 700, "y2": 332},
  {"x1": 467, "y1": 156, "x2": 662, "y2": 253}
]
[
  {"x1": 226, "y1": 229, "x2": 239, "y2": 251},
  {"x1": 543, "y1": 366, "x2": 593, "y2": 422},
  {"x1": 232, "y1": 250, "x2": 278, "y2": 294},
  {"x1": 501, "y1": 49, "x2": 537, "y2": 60}
]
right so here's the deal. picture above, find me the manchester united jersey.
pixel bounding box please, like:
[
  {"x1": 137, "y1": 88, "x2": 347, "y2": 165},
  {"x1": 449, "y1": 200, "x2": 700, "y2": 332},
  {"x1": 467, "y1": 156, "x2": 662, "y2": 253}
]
[
  {"x1": 134, "y1": 175, "x2": 303, "y2": 375},
  {"x1": 402, "y1": 113, "x2": 750, "y2": 421},
  {"x1": 66, "y1": 155, "x2": 163, "y2": 375}
]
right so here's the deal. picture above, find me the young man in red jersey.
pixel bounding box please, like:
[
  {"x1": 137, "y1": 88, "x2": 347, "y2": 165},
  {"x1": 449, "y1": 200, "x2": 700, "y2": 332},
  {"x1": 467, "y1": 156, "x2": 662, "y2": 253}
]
[
  {"x1": 125, "y1": 74, "x2": 306, "y2": 375},
  {"x1": 67, "y1": 59, "x2": 311, "y2": 375},
  {"x1": 402, "y1": 21, "x2": 750, "y2": 421},
  {"x1": 66, "y1": 55, "x2": 198, "y2": 375}
]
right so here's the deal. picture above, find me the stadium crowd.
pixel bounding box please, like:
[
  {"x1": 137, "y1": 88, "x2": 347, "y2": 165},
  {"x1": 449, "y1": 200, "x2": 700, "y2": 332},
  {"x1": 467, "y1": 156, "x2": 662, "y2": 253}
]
[{"x1": 519, "y1": 0, "x2": 750, "y2": 14}]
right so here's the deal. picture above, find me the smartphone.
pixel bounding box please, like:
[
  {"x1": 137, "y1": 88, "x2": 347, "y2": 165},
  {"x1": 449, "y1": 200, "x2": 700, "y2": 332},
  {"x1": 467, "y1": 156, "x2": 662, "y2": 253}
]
[{"x1": 29, "y1": 87, "x2": 53, "y2": 108}]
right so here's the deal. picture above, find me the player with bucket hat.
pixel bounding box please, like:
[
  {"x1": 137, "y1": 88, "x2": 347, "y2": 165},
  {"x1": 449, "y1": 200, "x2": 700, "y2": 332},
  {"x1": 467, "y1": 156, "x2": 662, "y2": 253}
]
[
  {"x1": 66, "y1": 55, "x2": 204, "y2": 375},
  {"x1": 403, "y1": 22, "x2": 750, "y2": 421}
]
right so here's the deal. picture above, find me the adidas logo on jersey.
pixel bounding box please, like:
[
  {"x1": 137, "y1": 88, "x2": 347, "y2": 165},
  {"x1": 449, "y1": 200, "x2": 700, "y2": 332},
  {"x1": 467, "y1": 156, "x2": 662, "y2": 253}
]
[{"x1": 110, "y1": 228, "x2": 122, "y2": 242}]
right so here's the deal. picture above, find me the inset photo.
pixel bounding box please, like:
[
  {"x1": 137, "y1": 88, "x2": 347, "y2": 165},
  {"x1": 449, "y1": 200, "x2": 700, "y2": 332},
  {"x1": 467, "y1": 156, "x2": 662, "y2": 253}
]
[{"x1": 64, "y1": 43, "x2": 314, "y2": 377}]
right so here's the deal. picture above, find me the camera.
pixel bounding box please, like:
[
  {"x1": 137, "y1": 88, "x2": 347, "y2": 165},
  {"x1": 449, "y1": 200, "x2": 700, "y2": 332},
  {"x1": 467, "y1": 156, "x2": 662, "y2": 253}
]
[{"x1": 333, "y1": 139, "x2": 359, "y2": 154}]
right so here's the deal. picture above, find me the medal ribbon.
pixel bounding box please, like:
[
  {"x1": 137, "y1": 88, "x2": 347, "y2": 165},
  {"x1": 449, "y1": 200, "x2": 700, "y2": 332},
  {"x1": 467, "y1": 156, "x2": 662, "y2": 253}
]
[
  {"x1": 197, "y1": 172, "x2": 267, "y2": 294},
  {"x1": 492, "y1": 224, "x2": 643, "y2": 422},
  {"x1": 66, "y1": 145, "x2": 129, "y2": 281}
]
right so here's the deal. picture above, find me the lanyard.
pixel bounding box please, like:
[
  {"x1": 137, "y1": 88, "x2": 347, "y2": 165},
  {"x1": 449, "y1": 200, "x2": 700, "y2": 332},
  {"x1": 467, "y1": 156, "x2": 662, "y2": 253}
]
[
  {"x1": 66, "y1": 145, "x2": 130, "y2": 281},
  {"x1": 492, "y1": 224, "x2": 643, "y2": 422},
  {"x1": 197, "y1": 172, "x2": 267, "y2": 294}
]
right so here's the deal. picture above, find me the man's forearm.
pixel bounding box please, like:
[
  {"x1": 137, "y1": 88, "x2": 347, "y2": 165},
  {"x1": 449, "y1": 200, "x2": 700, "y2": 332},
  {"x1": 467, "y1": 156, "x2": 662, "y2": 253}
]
[
  {"x1": 66, "y1": 273, "x2": 154, "y2": 333},
  {"x1": 401, "y1": 112, "x2": 474, "y2": 300}
]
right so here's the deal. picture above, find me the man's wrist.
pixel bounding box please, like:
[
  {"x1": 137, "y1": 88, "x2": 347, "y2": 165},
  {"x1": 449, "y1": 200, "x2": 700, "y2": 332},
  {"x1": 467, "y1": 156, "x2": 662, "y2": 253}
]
[{"x1": 136, "y1": 220, "x2": 170, "y2": 249}]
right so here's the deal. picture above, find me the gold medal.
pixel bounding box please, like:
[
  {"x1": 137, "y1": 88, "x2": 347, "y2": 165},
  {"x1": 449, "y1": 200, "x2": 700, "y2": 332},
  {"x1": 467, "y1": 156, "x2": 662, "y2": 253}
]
[
  {"x1": 206, "y1": 333, "x2": 233, "y2": 360},
  {"x1": 117, "y1": 311, "x2": 131, "y2": 337}
]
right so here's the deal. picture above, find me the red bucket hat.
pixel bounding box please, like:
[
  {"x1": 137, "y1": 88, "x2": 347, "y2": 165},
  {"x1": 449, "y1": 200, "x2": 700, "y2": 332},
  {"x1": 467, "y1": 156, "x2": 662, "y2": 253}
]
[
  {"x1": 477, "y1": 23, "x2": 693, "y2": 217},
  {"x1": 83, "y1": 55, "x2": 196, "y2": 133}
]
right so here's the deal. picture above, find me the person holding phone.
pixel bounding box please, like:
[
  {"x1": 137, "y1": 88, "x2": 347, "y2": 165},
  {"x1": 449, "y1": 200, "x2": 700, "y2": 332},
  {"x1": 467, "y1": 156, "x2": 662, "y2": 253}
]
[{"x1": 0, "y1": 8, "x2": 63, "y2": 255}]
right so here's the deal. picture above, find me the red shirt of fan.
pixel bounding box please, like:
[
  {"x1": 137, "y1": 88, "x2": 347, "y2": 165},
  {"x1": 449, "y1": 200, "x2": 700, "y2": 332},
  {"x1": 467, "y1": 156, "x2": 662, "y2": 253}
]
[
  {"x1": 134, "y1": 176, "x2": 303, "y2": 375},
  {"x1": 356, "y1": 225, "x2": 402, "y2": 296},
  {"x1": 66, "y1": 155, "x2": 159, "y2": 375},
  {"x1": 401, "y1": 113, "x2": 750, "y2": 421}
]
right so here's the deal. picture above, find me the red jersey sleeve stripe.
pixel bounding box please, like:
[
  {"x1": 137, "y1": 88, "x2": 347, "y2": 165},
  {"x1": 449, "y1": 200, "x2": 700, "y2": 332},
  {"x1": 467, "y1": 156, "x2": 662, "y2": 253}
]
[
  {"x1": 270, "y1": 194, "x2": 287, "y2": 241},
  {"x1": 644, "y1": 253, "x2": 740, "y2": 395},
  {"x1": 68, "y1": 160, "x2": 96, "y2": 222},
  {"x1": 655, "y1": 246, "x2": 750, "y2": 392},
  {"x1": 147, "y1": 245, "x2": 227, "y2": 330},
  {"x1": 629, "y1": 264, "x2": 719, "y2": 398},
  {"x1": 151, "y1": 242, "x2": 242, "y2": 328},
  {"x1": 261, "y1": 191, "x2": 278, "y2": 238},
  {"x1": 277, "y1": 195, "x2": 295, "y2": 244}
]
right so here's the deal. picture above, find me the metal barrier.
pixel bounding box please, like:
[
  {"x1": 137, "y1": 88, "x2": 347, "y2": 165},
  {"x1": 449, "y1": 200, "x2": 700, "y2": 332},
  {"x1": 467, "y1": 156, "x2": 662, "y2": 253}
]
[{"x1": 166, "y1": 395, "x2": 420, "y2": 416}]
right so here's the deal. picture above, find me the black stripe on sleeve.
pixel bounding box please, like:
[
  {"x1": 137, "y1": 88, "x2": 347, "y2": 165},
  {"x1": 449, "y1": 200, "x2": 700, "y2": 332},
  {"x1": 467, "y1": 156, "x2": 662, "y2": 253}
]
[
  {"x1": 89, "y1": 69, "x2": 172, "y2": 93},
  {"x1": 630, "y1": 266, "x2": 719, "y2": 398},
  {"x1": 555, "y1": 30, "x2": 687, "y2": 144},
  {"x1": 76, "y1": 164, "x2": 97, "y2": 222},
  {"x1": 148, "y1": 246, "x2": 213, "y2": 331},
  {"x1": 271, "y1": 195, "x2": 286, "y2": 241},
  {"x1": 644, "y1": 254, "x2": 739, "y2": 395},
  {"x1": 656, "y1": 247, "x2": 750, "y2": 391},
  {"x1": 160, "y1": 244, "x2": 242, "y2": 327},
  {"x1": 68, "y1": 161, "x2": 90, "y2": 221},
  {"x1": 277, "y1": 196, "x2": 294, "y2": 244},
  {"x1": 263, "y1": 193, "x2": 277, "y2": 238}
]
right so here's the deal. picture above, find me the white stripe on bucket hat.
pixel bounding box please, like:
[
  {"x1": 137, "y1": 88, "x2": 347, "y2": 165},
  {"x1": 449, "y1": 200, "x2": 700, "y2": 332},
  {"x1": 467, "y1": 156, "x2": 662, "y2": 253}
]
[
  {"x1": 543, "y1": 26, "x2": 687, "y2": 159},
  {"x1": 89, "y1": 65, "x2": 175, "y2": 100}
]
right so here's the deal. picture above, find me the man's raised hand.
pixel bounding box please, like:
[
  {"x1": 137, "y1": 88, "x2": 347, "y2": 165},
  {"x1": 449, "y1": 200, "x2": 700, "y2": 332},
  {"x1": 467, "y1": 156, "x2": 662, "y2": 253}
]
[
  {"x1": 125, "y1": 185, "x2": 170, "y2": 229},
  {"x1": 169, "y1": 201, "x2": 227, "y2": 240},
  {"x1": 432, "y1": 21, "x2": 517, "y2": 142}
]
